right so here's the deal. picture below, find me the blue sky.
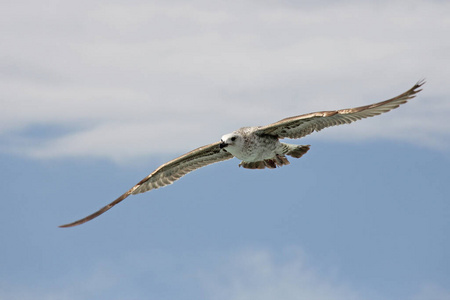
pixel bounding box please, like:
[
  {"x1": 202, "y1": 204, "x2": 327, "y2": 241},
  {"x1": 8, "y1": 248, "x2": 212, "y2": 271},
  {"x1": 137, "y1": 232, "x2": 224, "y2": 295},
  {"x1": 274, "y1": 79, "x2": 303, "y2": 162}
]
[{"x1": 1, "y1": 0, "x2": 449, "y2": 299}]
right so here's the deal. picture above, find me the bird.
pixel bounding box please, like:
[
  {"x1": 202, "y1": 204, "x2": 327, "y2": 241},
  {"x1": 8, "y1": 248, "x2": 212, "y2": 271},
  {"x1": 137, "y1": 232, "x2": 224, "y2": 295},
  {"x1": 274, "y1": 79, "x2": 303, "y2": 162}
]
[{"x1": 59, "y1": 80, "x2": 425, "y2": 228}]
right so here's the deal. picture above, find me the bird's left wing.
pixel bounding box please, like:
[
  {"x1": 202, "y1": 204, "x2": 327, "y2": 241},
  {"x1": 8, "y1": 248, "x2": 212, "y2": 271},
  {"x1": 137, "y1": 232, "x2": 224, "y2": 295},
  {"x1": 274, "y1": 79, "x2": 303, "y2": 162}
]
[
  {"x1": 59, "y1": 142, "x2": 233, "y2": 227},
  {"x1": 256, "y1": 80, "x2": 424, "y2": 139}
]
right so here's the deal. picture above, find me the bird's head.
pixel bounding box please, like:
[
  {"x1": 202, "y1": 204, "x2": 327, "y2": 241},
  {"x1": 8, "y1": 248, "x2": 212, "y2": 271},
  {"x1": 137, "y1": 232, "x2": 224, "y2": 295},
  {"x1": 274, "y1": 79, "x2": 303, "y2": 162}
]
[{"x1": 220, "y1": 132, "x2": 243, "y2": 154}]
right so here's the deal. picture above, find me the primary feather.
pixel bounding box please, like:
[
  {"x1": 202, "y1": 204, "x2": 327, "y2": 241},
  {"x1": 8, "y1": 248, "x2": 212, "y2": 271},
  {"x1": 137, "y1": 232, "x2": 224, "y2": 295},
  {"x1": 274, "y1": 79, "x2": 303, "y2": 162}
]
[{"x1": 60, "y1": 80, "x2": 424, "y2": 227}]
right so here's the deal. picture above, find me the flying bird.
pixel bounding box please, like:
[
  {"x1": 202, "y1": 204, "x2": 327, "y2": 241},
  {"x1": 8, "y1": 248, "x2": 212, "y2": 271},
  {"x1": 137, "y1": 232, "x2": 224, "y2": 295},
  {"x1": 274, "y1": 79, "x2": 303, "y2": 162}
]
[{"x1": 60, "y1": 80, "x2": 424, "y2": 228}]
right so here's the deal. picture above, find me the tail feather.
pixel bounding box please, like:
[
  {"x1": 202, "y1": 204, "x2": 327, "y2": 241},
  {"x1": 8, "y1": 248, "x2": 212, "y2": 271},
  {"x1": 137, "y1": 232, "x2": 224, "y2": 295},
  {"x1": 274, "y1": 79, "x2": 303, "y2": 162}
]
[
  {"x1": 285, "y1": 144, "x2": 310, "y2": 158},
  {"x1": 239, "y1": 145, "x2": 310, "y2": 170},
  {"x1": 239, "y1": 154, "x2": 291, "y2": 169}
]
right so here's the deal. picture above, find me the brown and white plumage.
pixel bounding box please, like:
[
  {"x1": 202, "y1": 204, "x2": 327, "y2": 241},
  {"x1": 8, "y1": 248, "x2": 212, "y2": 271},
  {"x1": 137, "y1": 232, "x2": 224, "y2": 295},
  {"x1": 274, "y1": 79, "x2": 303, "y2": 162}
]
[
  {"x1": 59, "y1": 142, "x2": 233, "y2": 227},
  {"x1": 256, "y1": 80, "x2": 424, "y2": 139},
  {"x1": 60, "y1": 80, "x2": 424, "y2": 227}
]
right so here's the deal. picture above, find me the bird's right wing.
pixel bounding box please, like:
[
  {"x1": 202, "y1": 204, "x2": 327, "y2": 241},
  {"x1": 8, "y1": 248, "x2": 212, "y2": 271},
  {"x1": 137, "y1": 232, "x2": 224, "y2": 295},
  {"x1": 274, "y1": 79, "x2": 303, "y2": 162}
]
[
  {"x1": 59, "y1": 142, "x2": 233, "y2": 228},
  {"x1": 256, "y1": 80, "x2": 424, "y2": 139}
]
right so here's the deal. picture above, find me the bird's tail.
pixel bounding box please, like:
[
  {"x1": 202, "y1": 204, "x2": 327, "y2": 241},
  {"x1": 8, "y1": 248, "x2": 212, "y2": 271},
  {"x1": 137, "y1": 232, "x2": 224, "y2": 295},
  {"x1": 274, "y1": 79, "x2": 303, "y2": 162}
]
[
  {"x1": 239, "y1": 144, "x2": 310, "y2": 170},
  {"x1": 283, "y1": 144, "x2": 311, "y2": 158}
]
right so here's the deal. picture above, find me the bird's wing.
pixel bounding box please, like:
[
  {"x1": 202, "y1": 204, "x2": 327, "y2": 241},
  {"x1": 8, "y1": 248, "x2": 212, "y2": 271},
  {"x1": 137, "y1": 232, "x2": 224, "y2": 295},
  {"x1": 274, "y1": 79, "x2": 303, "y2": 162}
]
[
  {"x1": 256, "y1": 80, "x2": 424, "y2": 139},
  {"x1": 59, "y1": 142, "x2": 233, "y2": 227}
]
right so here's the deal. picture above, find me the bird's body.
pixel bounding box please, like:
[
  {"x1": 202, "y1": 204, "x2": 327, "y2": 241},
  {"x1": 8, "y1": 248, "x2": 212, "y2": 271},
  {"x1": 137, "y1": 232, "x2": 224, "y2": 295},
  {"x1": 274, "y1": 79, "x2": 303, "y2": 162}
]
[
  {"x1": 220, "y1": 126, "x2": 310, "y2": 169},
  {"x1": 60, "y1": 80, "x2": 425, "y2": 228},
  {"x1": 221, "y1": 126, "x2": 272, "y2": 161}
]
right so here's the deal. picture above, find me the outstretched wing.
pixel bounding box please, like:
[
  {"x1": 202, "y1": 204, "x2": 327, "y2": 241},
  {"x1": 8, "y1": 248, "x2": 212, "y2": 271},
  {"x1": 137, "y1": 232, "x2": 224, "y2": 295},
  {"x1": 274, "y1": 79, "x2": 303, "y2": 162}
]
[
  {"x1": 256, "y1": 80, "x2": 425, "y2": 139},
  {"x1": 59, "y1": 142, "x2": 233, "y2": 227}
]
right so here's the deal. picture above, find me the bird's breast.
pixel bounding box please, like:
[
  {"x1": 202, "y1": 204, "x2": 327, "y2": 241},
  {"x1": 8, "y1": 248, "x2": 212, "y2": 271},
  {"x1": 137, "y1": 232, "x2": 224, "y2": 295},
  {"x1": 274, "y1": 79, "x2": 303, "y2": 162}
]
[{"x1": 233, "y1": 135, "x2": 280, "y2": 162}]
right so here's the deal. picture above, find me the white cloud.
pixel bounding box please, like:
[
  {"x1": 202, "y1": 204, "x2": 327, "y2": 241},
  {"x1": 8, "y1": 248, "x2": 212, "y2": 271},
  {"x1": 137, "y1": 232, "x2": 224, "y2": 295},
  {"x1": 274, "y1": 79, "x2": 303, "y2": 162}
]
[
  {"x1": 1, "y1": 247, "x2": 448, "y2": 300},
  {"x1": 201, "y1": 248, "x2": 363, "y2": 300},
  {"x1": 1, "y1": 0, "x2": 449, "y2": 162},
  {"x1": 201, "y1": 249, "x2": 450, "y2": 300}
]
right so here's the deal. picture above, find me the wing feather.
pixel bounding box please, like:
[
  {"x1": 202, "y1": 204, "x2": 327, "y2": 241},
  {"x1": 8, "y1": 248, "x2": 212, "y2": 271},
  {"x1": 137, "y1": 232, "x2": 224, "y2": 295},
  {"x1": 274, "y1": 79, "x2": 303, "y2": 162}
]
[
  {"x1": 59, "y1": 142, "x2": 232, "y2": 227},
  {"x1": 256, "y1": 80, "x2": 425, "y2": 139},
  {"x1": 60, "y1": 81, "x2": 425, "y2": 228}
]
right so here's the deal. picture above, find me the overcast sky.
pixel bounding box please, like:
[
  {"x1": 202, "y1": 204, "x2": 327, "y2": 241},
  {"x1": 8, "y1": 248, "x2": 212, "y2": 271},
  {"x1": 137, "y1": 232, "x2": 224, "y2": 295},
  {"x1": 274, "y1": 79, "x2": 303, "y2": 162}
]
[{"x1": 1, "y1": 0, "x2": 449, "y2": 299}]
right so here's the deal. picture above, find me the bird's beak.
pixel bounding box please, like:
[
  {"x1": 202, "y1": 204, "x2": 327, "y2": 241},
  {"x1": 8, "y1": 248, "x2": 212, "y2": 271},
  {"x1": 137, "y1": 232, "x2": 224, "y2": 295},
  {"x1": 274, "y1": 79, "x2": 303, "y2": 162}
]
[{"x1": 219, "y1": 141, "x2": 228, "y2": 149}]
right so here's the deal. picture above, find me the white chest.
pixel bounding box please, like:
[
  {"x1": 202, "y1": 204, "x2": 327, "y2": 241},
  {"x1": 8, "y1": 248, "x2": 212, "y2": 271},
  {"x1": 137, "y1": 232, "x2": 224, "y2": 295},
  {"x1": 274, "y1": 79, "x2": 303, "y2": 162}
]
[{"x1": 228, "y1": 135, "x2": 281, "y2": 162}]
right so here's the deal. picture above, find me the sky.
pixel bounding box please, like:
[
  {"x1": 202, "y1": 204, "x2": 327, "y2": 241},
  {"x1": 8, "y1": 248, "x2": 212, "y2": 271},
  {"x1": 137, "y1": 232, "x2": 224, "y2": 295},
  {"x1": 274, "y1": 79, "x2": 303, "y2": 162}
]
[{"x1": 1, "y1": 0, "x2": 449, "y2": 299}]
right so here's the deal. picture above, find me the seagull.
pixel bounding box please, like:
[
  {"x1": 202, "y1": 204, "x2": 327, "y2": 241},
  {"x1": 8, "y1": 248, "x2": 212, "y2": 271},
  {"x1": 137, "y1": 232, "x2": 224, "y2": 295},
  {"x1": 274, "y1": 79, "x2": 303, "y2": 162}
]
[{"x1": 60, "y1": 80, "x2": 424, "y2": 227}]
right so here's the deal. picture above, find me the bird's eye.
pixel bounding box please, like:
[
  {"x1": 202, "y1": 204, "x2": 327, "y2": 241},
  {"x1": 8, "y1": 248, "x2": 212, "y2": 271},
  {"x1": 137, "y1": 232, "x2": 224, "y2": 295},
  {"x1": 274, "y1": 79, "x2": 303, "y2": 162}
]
[{"x1": 231, "y1": 137, "x2": 236, "y2": 142}]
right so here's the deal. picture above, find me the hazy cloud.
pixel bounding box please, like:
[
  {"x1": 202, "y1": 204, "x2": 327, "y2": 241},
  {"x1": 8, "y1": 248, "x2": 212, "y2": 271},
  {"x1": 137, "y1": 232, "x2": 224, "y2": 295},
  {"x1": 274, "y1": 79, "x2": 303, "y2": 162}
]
[
  {"x1": 201, "y1": 248, "x2": 362, "y2": 300},
  {"x1": 1, "y1": 247, "x2": 448, "y2": 300},
  {"x1": 2, "y1": 0, "x2": 449, "y2": 162}
]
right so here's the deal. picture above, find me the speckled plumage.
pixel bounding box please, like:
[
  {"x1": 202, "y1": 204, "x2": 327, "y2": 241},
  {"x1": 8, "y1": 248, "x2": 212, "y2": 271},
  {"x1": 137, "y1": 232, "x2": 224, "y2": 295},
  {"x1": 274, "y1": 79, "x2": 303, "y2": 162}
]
[
  {"x1": 219, "y1": 127, "x2": 310, "y2": 169},
  {"x1": 60, "y1": 80, "x2": 424, "y2": 227}
]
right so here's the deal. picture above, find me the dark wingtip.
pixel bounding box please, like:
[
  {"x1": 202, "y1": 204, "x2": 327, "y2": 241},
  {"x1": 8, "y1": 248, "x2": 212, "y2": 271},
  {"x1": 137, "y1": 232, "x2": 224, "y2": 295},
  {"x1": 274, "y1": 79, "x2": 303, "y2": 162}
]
[
  {"x1": 414, "y1": 79, "x2": 426, "y2": 92},
  {"x1": 58, "y1": 204, "x2": 111, "y2": 228},
  {"x1": 417, "y1": 78, "x2": 426, "y2": 86},
  {"x1": 58, "y1": 189, "x2": 134, "y2": 228}
]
